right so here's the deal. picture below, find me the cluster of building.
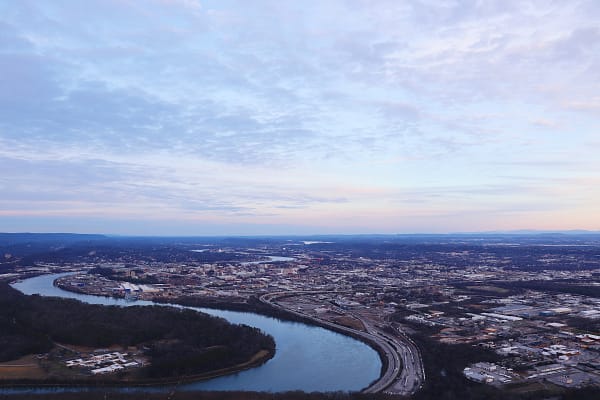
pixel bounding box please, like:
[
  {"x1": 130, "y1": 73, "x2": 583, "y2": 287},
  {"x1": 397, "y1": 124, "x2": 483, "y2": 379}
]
[
  {"x1": 14, "y1": 242, "x2": 600, "y2": 391},
  {"x1": 65, "y1": 351, "x2": 140, "y2": 375},
  {"x1": 465, "y1": 360, "x2": 600, "y2": 389},
  {"x1": 464, "y1": 362, "x2": 517, "y2": 385}
]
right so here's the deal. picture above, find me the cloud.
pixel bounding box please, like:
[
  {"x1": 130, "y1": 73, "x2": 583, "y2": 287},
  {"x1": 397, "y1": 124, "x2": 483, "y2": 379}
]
[
  {"x1": 0, "y1": 0, "x2": 599, "y2": 233},
  {"x1": 531, "y1": 119, "x2": 560, "y2": 129}
]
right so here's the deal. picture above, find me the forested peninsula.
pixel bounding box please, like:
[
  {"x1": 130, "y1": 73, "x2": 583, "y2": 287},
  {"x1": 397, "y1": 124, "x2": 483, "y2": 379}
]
[{"x1": 0, "y1": 283, "x2": 275, "y2": 384}]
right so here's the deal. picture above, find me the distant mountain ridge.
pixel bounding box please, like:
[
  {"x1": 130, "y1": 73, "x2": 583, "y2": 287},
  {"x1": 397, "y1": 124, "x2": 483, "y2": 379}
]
[
  {"x1": 0, "y1": 233, "x2": 109, "y2": 260},
  {"x1": 2, "y1": 231, "x2": 600, "y2": 243},
  {"x1": 467, "y1": 230, "x2": 600, "y2": 235},
  {"x1": 0, "y1": 233, "x2": 107, "y2": 245}
]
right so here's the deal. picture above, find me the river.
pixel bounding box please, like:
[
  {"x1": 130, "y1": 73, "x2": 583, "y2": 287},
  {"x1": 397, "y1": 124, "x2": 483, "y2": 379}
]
[{"x1": 7, "y1": 273, "x2": 381, "y2": 393}]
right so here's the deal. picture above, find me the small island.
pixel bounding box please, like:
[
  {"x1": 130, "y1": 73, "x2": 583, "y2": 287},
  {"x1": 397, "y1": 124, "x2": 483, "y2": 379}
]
[{"x1": 0, "y1": 283, "x2": 275, "y2": 385}]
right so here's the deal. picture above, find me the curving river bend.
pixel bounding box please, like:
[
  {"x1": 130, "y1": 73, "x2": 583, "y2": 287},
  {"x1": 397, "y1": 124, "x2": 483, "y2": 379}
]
[{"x1": 7, "y1": 273, "x2": 381, "y2": 393}]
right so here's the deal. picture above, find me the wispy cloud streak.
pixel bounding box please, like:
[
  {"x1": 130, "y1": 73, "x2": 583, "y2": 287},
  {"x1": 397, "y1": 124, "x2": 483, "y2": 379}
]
[{"x1": 0, "y1": 0, "x2": 598, "y2": 234}]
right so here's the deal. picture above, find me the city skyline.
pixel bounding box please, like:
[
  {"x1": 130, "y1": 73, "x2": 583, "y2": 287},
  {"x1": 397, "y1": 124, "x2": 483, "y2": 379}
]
[{"x1": 1, "y1": 1, "x2": 599, "y2": 235}]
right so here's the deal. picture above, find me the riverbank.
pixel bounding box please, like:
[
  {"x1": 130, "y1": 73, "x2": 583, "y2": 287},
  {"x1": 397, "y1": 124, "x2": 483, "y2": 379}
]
[
  {"x1": 51, "y1": 272, "x2": 384, "y2": 372},
  {"x1": 153, "y1": 293, "x2": 390, "y2": 392},
  {"x1": 11, "y1": 273, "x2": 381, "y2": 393},
  {"x1": 62, "y1": 287, "x2": 389, "y2": 392},
  {"x1": 1, "y1": 279, "x2": 275, "y2": 389}
]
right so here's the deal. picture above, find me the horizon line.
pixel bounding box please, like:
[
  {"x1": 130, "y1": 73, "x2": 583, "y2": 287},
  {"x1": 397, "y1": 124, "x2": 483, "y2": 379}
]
[{"x1": 2, "y1": 230, "x2": 600, "y2": 238}]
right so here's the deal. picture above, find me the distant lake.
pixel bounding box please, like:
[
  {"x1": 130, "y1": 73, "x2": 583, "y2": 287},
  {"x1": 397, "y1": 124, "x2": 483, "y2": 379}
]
[
  {"x1": 8, "y1": 273, "x2": 381, "y2": 393},
  {"x1": 241, "y1": 255, "x2": 296, "y2": 265}
]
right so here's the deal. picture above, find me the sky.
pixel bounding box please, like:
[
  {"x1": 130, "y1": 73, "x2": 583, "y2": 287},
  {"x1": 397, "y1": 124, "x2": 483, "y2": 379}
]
[{"x1": 0, "y1": 0, "x2": 599, "y2": 235}]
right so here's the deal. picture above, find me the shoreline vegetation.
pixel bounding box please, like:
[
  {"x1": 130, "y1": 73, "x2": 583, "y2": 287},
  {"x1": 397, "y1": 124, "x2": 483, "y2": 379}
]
[
  {"x1": 151, "y1": 294, "x2": 390, "y2": 384},
  {"x1": 0, "y1": 282, "x2": 275, "y2": 387},
  {"x1": 53, "y1": 276, "x2": 389, "y2": 387}
]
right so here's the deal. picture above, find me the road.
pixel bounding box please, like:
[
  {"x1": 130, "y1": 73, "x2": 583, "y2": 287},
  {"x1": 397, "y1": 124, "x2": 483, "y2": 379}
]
[
  {"x1": 259, "y1": 291, "x2": 425, "y2": 395},
  {"x1": 356, "y1": 317, "x2": 425, "y2": 395},
  {"x1": 369, "y1": 323, "x2": 425, "y2": 395}
]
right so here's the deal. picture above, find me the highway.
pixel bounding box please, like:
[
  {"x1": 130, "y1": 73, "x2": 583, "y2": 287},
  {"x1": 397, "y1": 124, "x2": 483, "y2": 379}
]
[
  {"x1": 259, "y1": 291, "x2": 425, "y2": 395},
  {"x1": 370, "y1": 324, "x2": 425, "y2": 395}
]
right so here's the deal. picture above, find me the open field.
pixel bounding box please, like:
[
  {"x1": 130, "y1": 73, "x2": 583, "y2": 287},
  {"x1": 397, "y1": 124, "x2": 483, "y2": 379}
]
[
  {"x1": 332, "y1": 316, "x2": 366, "y2": 331},
  {"x1": 465, "y1": 286, "x2": 510, "y2": 294},
  {"x1": 0, "y1": 355, "x2": 46, "y2": 380}
]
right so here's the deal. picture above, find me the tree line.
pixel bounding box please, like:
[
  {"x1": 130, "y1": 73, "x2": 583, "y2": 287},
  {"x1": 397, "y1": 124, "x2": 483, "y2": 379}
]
[{"x1": 0, "y1": 283, "x2": 274, "y2": 378}]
